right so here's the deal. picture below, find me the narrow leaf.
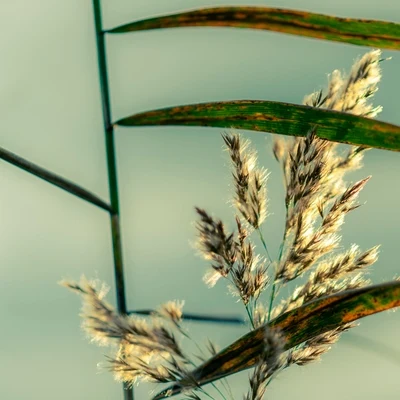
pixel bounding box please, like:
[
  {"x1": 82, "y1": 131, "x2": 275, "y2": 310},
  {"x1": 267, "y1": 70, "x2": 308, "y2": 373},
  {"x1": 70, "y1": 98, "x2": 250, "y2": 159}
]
[
  {"x1": 115, "y1": 100, "x2": 400, "y2": 152},
  {"x1": 107, "y1": 7, "x2": 400, "y2": 51},
  {"x1": 0, "y1": 146, "x2": 113, "y2": 213},
  {"x1": 153, "y1": 281, "x2": 400, "y2": 399}
]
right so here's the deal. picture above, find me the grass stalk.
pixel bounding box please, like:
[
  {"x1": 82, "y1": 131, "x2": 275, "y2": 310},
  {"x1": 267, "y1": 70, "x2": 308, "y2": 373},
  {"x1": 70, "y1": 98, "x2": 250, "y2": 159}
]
[
  {"x1": 92, "y1": 1, "x2": 133, "y2": 399},
  {"x1": 0, "y1": 145, "x2": 112, "y2": 212},
  {"x1": 245, "y1": 303, "x2": 255, "y2": 329},
  {"x1": 267, "y1": 229, "x2": 287, "y2": 322},
  {"x1": 257, "y1": 228, "x2": 272, "y2": 263},
  {"x1": 267, "y1": 282, "x2": 276, "y2": 322},
  {"x1": 129, "y1": 309, "x2": 245, "y2": 325}
]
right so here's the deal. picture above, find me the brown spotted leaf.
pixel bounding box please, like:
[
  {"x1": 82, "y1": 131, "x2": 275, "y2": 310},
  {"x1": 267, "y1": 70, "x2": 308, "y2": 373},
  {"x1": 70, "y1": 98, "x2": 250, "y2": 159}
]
[
  {"x1": 153, "y1": 281, "x2": 400, "y2": 399},
  {"x1": 115, "y1": 100, "x2": 400, "y2": 151},
  {"x1": 107, "y1": 7, "x2": 400, "y2": 51}
]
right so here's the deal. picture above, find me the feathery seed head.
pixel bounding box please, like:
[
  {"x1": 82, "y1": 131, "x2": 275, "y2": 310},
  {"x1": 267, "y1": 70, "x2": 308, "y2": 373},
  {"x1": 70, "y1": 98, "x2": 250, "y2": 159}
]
[
  {"x1": 244, "y1": 328, "x2": 285, "y2": 400},
  {"x1": 155, "y1": 300, "x2": 185, "y2": 327},
  {"x1": 222, "y1": 132, "x2": 268, "y2": 229}
]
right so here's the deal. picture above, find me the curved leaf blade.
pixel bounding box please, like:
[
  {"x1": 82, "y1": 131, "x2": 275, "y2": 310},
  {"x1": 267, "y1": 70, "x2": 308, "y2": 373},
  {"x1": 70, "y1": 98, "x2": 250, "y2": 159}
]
[
  {"x1": 115, "y1": 100, "x2": 400, "y2": 151},
  {"x1": 107, "y1": 7, "x2": 400, "y2": 51},
  {"x1": 153, "y1": 281, "x2": 400, "y2": 399}
]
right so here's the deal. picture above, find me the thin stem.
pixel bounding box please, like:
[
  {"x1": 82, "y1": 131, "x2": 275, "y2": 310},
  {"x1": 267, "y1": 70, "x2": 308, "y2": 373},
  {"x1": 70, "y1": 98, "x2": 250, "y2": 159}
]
[
  {"x1": 255, "y1": 227, "x2": 274, "y2": 323},
  {"x1": 221, "y1": 378, "x2": 235, "y2": 400},
  {"x1": 257, "y1": 228, "x2": 272, "y2": 263},
  {"x1": 202, "y1": 370, "x2": 227, "y2": 400},
  {"x1": 245, "y1": 303, "x2": 255, "y2": 329},
  {"x1": 256, "y1": 227, "x2": 272, "y2": 321},
  {"x1": 197, "y1": 388, "x2": 217, "y2": 400},
  {"x1": 0, "y1": 146, "x2": 113, "y2": 213},
  {"x1": 164, "y1": 352, "x2": 226, "y2": 400},
  {"x1": 267, "y1": 222, "x2": 288, "y2": 322},
  {"x1": 278, "y1": 209, "x2": 289, "y2": 262},
  {"x1": 92, "y1": 1, "x2": 132, "y2": 400},
  {"x1": 267, "y1": 283, "x2": 276, "y2": 322},
  {"x1": 226, "y1": 275, "x2": 254, "y2": 329},
  {"x1": 129, "y1": 309, "x2": 245, "y2": 325},
  {"x1": 179, "y1": 330, "x2": 227, "y2": 400},
  {"x1": 277, "y1": 241, "x2": 285, "y2": 263},
  {"x1": 210, "y1": 381, "x2": 227, "y2": 400}
]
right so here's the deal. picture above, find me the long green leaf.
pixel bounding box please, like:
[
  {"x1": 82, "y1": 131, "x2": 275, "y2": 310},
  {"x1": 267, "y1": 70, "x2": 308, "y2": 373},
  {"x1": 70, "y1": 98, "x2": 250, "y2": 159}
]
[
  {"x1": 153, "y1": 281, "x2": 400, "y2": 399},
  {"x1": 115, "y1": 101, "x2": 400, "y2": 152},
  {"x1": 107, "y1": 7, "x2": 400, "y2": 51}
]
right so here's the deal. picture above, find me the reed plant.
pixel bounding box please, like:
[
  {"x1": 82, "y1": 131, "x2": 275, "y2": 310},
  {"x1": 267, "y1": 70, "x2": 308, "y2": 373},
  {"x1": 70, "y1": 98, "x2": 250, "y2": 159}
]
[
  {"x1": 63, "y1": 49, "x2": 398, "y2": 399},
  {"x1": 2, "y1": 2, "x2": 400, "y2": 400}
]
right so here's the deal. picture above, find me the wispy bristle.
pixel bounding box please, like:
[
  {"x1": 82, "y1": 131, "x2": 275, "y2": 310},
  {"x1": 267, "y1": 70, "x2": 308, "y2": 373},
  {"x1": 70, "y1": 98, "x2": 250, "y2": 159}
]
[
  {"x1": 222, "y1": 132, "x2": 268, "y2": 229},
  {"x1": 287, "y1": 324, "x2": 353, "y2": 366},
  {"x1": 64, "y1": 50, "x2": 385, "y2": 397},
  {"x1": 154, "y1": 300, "x2": 185, "y2": 328},
  {"x1": 244, "y1": 327, "x2": 285, "y2": 400},
  {"x1": 61, "y1": 277, "x2": 190, "y2": 387},
  {"x1": 195, "y1": 207, "x2": 237, "y2": 284},
  {"x1": 282, "y1": 273, "x2": 370, "y2": 314},
  {"x1": 196, "y1": 208, "x2": 269, "y2": 308},
  {"x1": 276, "y1": 176, "x2": 371, "y2": 282},
  {"x1": 303, "y1": 49, "x2": 383, "y2": 117}
]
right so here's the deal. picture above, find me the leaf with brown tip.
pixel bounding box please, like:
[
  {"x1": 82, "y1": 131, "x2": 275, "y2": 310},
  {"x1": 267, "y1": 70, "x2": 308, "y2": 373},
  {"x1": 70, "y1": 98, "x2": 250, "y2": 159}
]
[
  {"x1": 107, "y1": 7, "x2": 400, "y2": 51},
  {"x1": 153, "y1": 281, "x2": 400, "y2": 399},
  {"x1": 115, "y1": 100, "x2": 400, "y2": 152}
]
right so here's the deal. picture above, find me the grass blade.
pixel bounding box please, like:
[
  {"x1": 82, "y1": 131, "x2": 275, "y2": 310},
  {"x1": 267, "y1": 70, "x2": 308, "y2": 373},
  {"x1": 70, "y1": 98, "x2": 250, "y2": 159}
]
[
  {"x1": 153, "y1": 281, "x2": 400, "y2": 399},
  {"x1": 0, "y1": 145, "x2": 113, "y2": 213},
  {"x1": 115, "y1": 100, "x2": 400, "y2": 152},
  {"x1": 107, "y1": 7, "x2": 400, "y2": 51}
]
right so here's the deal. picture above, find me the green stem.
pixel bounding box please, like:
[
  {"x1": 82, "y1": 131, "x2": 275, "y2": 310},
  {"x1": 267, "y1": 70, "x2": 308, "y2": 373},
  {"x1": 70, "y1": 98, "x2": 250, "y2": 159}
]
[
  {"x1": 277, "y1": 240, "x2": 285, "y2": 262},
  {"x1": 257, "y1": 228, "x2": 272, "y2": 263},
  {"x1": 278, "y1": 209, "x2": 289, "y2": 262},
  {"x1": 177, "y1": 325, "x2": 228, "y2": 400},
  {"x1": 267, "y1": 282, "x2": 276, "y2": 322},
  {"x1": 245, "y1": 303, "x2": 255, "y2": 329},
  {"x1": 268, "y1": 223, "x2": 288, "y2": 322},
  {"x1": 189, "y1": 361, "x2": 226, "y2": 400},
  {"x1": 256, "y1": 227, "x2": 276, "y2": 322},
  {"x1": 92, "y1": 1, "x2": 132, "y2": 399},
  {"x1": 218, "y1": 375, "x2": 234, "y2": 400},
  {"x1": 198, "y1": 388, "x2": 217, "y2": 400},
  {"x1": 210, "y1": 381, "x2": 227, "y2": 400},
  {"x1": 256, "y1": 227, "x2": 276, "y2": 323}
]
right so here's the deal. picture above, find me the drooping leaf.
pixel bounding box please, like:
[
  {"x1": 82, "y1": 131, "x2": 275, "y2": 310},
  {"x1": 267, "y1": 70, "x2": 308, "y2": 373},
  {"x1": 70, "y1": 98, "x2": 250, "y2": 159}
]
[
  {"x1": 153, "y1": 281, "x2": 400, "y2": 399},
  {"x1": 107, "y1": 7, "x2": 400, "y2": 51},
  {"x1": 115, "y1": 100, "x2": 400, "y2": 152}
]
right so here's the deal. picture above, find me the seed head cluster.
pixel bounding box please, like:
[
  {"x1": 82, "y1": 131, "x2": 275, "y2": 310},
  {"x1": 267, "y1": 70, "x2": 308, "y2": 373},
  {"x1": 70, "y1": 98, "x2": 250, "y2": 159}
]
[
  {"x1": 60, "y1": 277, "x2": 196, "y2": 389},
  {"x1": 194, "y1": 50, "x2": 382, "y2": 393},
  {"x1": 64, "y1": 50, "x2": 384, "y2": 399}
]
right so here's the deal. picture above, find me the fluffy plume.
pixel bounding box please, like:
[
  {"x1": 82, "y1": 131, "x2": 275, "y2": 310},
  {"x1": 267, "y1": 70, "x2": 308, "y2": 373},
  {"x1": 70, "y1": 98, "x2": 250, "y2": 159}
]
[
  {"x1": 64, "y1": 50, "x2": 385, "y2": 400},
  {"x1": 222, "y1": 132, "x2": 268, "y2": 230},
  {"x1": 61, "y1": 277, "x2": 190, "y2": 386},
  {"x1": 244, "y1": 328, "x2": 286, "y2": 400}
]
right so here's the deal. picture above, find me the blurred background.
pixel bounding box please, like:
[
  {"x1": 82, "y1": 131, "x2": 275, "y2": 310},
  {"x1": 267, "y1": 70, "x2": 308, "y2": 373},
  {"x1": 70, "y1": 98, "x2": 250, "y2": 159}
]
[{"x1": 1, "y1": 1, "x2": 399, "y2": 399}]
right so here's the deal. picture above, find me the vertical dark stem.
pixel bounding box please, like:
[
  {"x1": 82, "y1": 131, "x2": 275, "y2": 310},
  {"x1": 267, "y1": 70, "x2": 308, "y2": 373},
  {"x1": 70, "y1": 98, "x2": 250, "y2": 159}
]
[{"x1": 92, "y1": 1, "x2": 133, "y2": 399}]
